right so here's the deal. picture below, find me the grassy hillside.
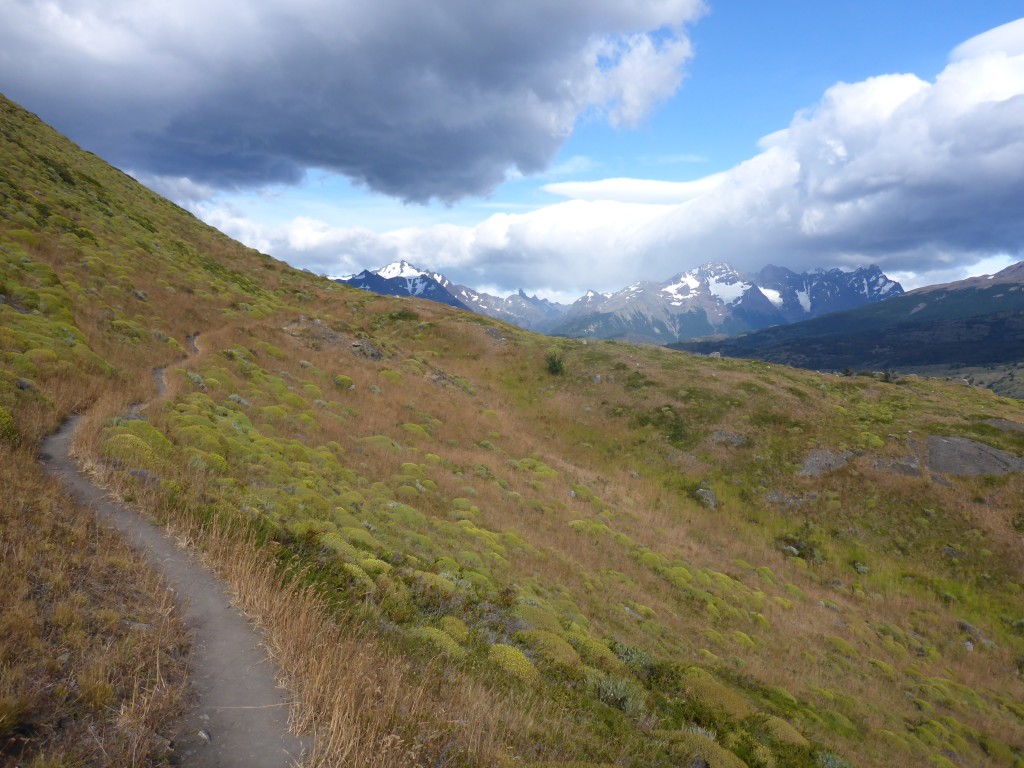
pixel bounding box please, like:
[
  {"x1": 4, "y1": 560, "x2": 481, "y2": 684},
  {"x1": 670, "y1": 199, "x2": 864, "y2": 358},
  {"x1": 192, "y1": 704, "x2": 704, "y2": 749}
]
[{"x1": 3, "y1": 92, "x2": 1024, "y2": 768}]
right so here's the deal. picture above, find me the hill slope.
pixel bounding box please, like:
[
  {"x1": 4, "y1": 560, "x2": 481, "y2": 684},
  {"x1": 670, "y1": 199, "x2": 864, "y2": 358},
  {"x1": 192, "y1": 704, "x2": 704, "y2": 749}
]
[
  {"x1": 3, "y1": 93, "x2": 1024, "y2": 768},
  {"x1": 670, "y1": 265, "x2": 1024, "y2": 397}
]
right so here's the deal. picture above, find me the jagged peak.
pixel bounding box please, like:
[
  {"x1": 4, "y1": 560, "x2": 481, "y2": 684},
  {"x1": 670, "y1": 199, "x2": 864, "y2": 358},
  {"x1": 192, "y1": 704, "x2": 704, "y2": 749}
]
[
  {"x1": 377, "y1": 260, "x2": 427, "y2": 279},
  {"x1": 695, "y1": 261, "x2": 742, "y2": 280}
]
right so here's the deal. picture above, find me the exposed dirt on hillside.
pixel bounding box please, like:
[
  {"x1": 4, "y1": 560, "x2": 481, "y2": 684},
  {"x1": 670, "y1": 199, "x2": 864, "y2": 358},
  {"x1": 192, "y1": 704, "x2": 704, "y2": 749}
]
[{"x1": 39, "y1": 341, "x2": 306, "y2": 767}]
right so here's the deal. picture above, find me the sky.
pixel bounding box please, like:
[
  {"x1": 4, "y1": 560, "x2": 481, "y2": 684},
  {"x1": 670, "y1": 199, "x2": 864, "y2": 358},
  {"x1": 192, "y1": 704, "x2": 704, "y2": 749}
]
[{"x1": 2, "y1": 1, "x2": 1023, "y2": 300}]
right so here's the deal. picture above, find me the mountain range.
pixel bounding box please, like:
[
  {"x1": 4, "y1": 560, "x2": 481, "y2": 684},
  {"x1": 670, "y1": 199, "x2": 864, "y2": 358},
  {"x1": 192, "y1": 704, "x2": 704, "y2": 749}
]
[
  {"x1": 671, "y1": 260, "x2": 1024, "y2": 397},
  {"x1": 335, "y1": 260, "x2": 903, "y2": 343}
]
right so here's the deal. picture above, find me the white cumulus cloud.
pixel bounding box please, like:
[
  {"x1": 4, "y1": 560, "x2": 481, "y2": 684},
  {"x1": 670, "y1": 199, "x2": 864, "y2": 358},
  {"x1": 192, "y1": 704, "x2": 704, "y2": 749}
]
[{"x1": 236, "y1": 18, "x2": 1024, "y2": 294}]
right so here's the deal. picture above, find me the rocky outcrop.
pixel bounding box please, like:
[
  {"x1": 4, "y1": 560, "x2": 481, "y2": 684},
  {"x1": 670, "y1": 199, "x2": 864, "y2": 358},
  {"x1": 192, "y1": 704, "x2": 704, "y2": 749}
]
[
  {"x1": 797, "y1": 449, "x2": 853, "y2": 477},
  {"x1": 800, "y1": 433, "x2": 1023, "y2": 481},
  {"x1": 926, "y1": 435, "x2": 1024, "y2": 476}
]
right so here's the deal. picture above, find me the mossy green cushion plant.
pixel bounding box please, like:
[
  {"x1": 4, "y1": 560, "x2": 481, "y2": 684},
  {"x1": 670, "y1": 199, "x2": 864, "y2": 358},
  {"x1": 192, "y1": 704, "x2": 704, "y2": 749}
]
[
  {"x1": 488, "y1": 644, "x2": 538, "y2": 682},
  {"x1": 0, "y1": 406, "x2": 18, "y2": 446},
  {"x1": 408, "y1": 625, "x2": 467, "y2": 659}
]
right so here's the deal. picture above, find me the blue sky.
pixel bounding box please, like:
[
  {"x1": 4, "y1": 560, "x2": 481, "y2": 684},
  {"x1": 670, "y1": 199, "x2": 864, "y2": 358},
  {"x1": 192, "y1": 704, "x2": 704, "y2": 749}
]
[{"x1": 3, "y1": 1, "x2": 1023, "y2": 298}]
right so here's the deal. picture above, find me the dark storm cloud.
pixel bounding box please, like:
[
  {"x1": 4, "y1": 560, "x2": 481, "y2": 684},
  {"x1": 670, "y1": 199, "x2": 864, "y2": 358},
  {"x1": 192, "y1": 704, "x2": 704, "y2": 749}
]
[{"x1": 0, "y1": 0, "x2": 704, "y2": 202}]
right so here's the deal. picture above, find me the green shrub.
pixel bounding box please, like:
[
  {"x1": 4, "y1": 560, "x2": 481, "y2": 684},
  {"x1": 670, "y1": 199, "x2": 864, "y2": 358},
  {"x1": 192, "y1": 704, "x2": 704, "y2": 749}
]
[
  {"x1": 340, "y1": 563, "x2": 376, "y2": 596},
  {"x1": 684, "y1": 674, "x2": 754, "y2": 721},
  {"x1": 358, "y1": 558, "x2": 392, "y2": 577},
  {"x1": 593, "y1": 674, "x2": 647, "y2": 718},
  {"x1": 567, "y1": 633, "x2": 624, "y2": 673},
  {"x1": 408, "y1": 626, "x2": 466, "y2": 658},
  {"x1": 402, "y1": 423, "x2": 430, "y2": 439},
  {"x1": 341, "y1": 526, "x2": 384, "y2": 552},
  {"x1": 545, "y1": 349, "x2": 565, "y2": 375},
  {"x1": 611, "y1": 641, "x2": 654, "y2": 672},
  {"x1": 517, "y1": 457, "x2": 558, "y2": 478},
  {"x1": 0, "y1": 407, "x2": 18, "y2": 445},
  {"x1": 100, "y1": 433, "x2": 159, "y2": 469},
  {"x1": 488, "y1": 644, "x2": 538, "y2": 682},
  {"x1": 816, "y1": 752, "x2": 854, "y2": 768},
  {"x1": 440, "y1": 616, "x2": 470, "y2": 643},
  {"x1": 514, "y1": 603, "x2": 563, "y2": 633},
  {"x1": 668, "y1": 732, "x2": 747, "y2": 768},
  {"x1": 760, "y1": 715, "x2": 809, "y2": 747},
  {"x1": 516, "y1": 629, "x2": 581, "y2": 669}
]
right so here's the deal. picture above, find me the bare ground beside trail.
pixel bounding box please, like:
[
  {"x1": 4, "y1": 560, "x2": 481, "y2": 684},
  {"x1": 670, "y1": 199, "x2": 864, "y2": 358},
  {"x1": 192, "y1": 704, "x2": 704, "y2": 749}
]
[{"x1": 40, "y1": 338, "x2": 307, "y2": 767}]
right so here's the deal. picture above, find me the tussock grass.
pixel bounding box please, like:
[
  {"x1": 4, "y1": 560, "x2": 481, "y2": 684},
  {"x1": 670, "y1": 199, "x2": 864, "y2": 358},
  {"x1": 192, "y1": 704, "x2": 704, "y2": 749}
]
[{"x1": 0, "y1": 445, "x2": 188, "y2": 765}]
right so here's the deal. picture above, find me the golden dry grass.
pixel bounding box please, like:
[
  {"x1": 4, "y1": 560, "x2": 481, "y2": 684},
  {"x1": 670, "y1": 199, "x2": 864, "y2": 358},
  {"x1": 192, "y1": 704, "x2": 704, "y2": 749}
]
[{"x1": 0, "y1": 445, "x2": 189, "y2": 766}]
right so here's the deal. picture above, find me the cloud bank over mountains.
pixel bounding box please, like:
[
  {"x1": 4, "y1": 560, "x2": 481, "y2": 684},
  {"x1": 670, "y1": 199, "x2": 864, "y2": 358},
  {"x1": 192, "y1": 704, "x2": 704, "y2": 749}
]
[
  {"x1": 1, "y1": 0, "x2": 704, "y2": 202},
  {"x1": 4, "y1": 6, "x2": 1022, "y2": 294},
  {"x1": 239, "y1": 18, "x2": 1024, "y2": 293}
]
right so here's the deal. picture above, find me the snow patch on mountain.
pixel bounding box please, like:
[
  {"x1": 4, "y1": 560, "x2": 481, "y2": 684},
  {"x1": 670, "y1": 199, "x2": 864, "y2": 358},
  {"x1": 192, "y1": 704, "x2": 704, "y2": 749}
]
[
  {"x1": 707, "y1": 275, "x2": 747, "y2": 304},
  {"x1": 796, "y1": 289, "x2": 811, "y2": 313}
]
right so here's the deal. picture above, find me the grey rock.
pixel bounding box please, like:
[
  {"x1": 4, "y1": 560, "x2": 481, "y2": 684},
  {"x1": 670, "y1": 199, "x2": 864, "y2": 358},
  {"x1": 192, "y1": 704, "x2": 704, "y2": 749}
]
[
  {"x1": 879, "y1": 459, "x2": 922, "y2": 477},
  {"x1": 927, "y1": 435, "x2": 1023, "y2": 476},
  {"x1": 695, "y1": 488, "x2": 719, "y2": 510},
  {"x1": 985, "y1": 419, "x2": 1024, "y2": 433},
  {"x1": 798, "y1": 449, "x2": 853, "y2": 477},
  {"x1": 128, "y1": 469, "x2": 159, "y2": 488},
  {"x1": 351, "y1": 338, "x2": 383, "y2": 360},
  {"x1": 711, "y1": 430, "x2": 747, "y2": 447},
  {"x1": 957, "y1": 619, "x2": 980, "y2": 639}
]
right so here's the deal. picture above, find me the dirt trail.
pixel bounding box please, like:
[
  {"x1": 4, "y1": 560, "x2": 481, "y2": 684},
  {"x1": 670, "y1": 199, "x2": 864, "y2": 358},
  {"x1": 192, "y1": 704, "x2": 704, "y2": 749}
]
[{"x1": 40, "y1": 336, "x2": 306, "y2": 767}]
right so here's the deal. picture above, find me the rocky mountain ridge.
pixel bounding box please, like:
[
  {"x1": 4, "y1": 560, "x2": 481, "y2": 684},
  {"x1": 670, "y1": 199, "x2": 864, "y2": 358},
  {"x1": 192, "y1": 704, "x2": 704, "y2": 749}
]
[
  {"x1": 334, "y1": 260, "x2": 903, "y2": 342},
  {"x1": 671, "y1": 260, "x2": 1024, "y2": 397}
]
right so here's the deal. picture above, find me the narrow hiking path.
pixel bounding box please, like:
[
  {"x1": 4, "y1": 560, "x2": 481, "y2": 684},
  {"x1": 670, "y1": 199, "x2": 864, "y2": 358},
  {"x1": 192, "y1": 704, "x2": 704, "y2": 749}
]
[{"x1": 40, "y1": 335, "x2": 307, "y2": 767}]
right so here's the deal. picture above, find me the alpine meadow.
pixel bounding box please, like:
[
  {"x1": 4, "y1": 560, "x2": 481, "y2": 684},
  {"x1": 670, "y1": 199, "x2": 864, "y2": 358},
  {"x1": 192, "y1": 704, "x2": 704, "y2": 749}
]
[{"x1": 2, "y1": 92, "x2": 1024, "y2": 768}]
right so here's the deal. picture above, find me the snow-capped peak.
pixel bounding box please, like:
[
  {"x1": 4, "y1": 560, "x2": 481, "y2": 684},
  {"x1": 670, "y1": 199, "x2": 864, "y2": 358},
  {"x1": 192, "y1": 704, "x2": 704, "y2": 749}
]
[
  {"x1": 661, "y1": 273, "x2": 700, "y2": 298},
  {"x1": 378, "y1": 260, "x2": 427, "y2": 279},
  {"x1": 695, "y1": 262, "x2": 742, "y2": 281}
]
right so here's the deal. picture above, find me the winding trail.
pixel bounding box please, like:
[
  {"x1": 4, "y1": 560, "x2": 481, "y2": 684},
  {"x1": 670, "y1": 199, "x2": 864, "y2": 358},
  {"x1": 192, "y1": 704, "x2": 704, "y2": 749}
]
[{"x1": 40, "y1": 335, "x2": 306, "y2": 767}]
